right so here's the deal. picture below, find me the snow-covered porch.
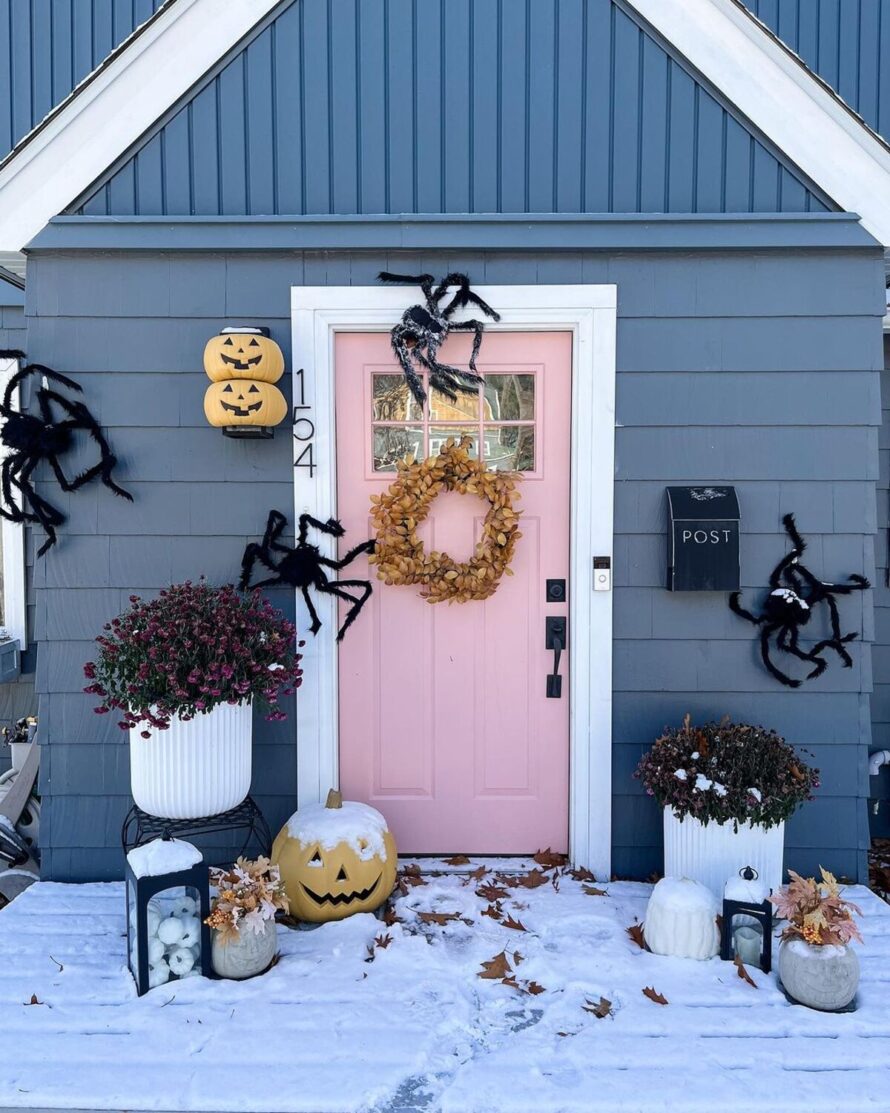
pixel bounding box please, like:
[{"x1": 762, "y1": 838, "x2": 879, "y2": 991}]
[{"x1": 1, "y1": 860, "x2": 888, "y2": 1113}]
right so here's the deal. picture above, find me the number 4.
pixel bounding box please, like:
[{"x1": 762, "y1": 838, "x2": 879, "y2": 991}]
[{"x1": 294, "y1": 442, "x2": 316, "y2": 476}]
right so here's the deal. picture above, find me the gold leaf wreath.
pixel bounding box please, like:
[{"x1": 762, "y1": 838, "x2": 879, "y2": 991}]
[{"x1": 369, "y1": 436, "x2": 522, "y2": 604}]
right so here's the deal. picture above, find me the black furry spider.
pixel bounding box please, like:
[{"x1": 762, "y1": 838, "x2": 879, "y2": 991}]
[
  {"x1": 240, "y1": 510, "x2": 375, "y2": 641},
  {"x1": 378, "y1": 271, "x2": 500, "y2": 406},
  {"x1": 729, "y1": 513, "x2": 869, "y2": 687},
  {"x1": 0, "y1": 355, "x2": 132, "y2": 556}
]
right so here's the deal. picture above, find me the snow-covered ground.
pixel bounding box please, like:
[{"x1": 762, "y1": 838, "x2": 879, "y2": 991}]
[{"x1": 1, "y1": 860, "x2": 889, "y2": 1113}]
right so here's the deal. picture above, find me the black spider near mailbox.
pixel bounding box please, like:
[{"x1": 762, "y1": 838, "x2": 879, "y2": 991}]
[{"x1": 666, "y1": 487, "x2": 740, "y2": 592}]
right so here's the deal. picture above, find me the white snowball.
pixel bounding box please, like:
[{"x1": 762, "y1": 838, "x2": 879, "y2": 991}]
[
  {"x1": 157, "y1": 916, "x2": 185, "y2": 946},
  {"x1": 148, "y1": 959, "x2": 170, "y2": 988},
  {"x1": 148, "y1": 938, "x2": 166, "y2": 963},
  {"x1": 178, "y1": 966, "x2": 201, "y2": 979},
  {"x1": 178, "y1": 915, "x2": 202, "y2": 948},
  {"x1": 170, "y1": 895, "x2": 197, "y2": 918},
  {"x1": 167, "y1": 946, "x2": 195, "y2": 976}
]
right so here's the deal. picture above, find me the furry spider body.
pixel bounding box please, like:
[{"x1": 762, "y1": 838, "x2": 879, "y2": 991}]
[
  {"x1": 240, "y1": 510, "x2": 374, "y2": 641},
  {"x1": 378, "y1": 271, "x2": 500, "y2": 406},
  {"x1": 0, "y1": 355, "x2": 132, "y2": 556},
  {"x1": 730, "y1": 514, "x2": 869, "y2": 687}
]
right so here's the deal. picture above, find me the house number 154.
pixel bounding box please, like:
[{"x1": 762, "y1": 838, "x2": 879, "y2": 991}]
[{"x1": 292, "y1": 367, "x2": 316, "y2": 477}]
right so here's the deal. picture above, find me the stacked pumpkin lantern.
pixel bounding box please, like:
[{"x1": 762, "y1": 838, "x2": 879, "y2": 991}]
[{"x1": 203, "y1": 326, "x2": 288, "y2": 438}]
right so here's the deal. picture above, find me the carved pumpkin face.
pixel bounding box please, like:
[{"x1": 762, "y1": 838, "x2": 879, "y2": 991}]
[
  {"x1": 204, "y1": 379, "x2": 288, "y2": 428},
  {"x1": 203, "y1": 331, "x2": 285, "y2": 383},
  {"x1": 272, "y1": 795, "x2": 397, "y2": 923}
]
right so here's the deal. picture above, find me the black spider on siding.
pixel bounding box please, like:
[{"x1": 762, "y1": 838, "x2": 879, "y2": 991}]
[
  {"x1": 729, "y1": 514, "x2": 869, "y2": 687},
  {"x1": 0, "y1": 353, "x2": 132, "y2": 556},
  {"x1": 239, "y1": 510, "x2": 374, "y2": 641},
  {"x1": 378, "y1": 271, "x2": 500, "y2": 406}
]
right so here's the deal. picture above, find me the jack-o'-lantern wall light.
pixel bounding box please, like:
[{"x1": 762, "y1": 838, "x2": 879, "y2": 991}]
[{"x1": 202, "y1": 326, "x2": 288, "y2": 439}]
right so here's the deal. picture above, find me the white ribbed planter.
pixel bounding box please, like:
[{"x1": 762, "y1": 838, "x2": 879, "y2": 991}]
[
  {"x1": 129, "y1": 703, "x2": 252, "y2": 819},
  {"x1": 664, "y1": 810, "x2": 784, "y2": 897}
]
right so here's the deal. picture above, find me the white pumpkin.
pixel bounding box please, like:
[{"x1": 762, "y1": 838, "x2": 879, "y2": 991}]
[{"x1": 644, "y1": 877, "x2": 720, "y2": 960}]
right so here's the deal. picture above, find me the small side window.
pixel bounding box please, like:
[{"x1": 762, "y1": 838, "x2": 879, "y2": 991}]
[{"x1": 0, "y1": 355, "x2": 27, "y2": 656}]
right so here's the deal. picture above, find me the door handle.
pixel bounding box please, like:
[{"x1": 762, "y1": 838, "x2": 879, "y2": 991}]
[{"x1": 545, "y1": 616, "x2": 566, "y2": 699}]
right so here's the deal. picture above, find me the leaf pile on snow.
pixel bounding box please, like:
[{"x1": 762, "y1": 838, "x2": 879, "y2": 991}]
[
  {"x1": 582, "y1": 996, "x2": 613, "y2": 1018},
  {"x1": 642, "y1": 986, "x2": 668, "y2": 1006},
  {"x1": 478, "y1": 950, "x2": 544, "y2": 996}
]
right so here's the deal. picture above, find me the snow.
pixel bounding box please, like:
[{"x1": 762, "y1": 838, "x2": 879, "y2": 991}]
[
  {"x1": 673, "y1": 769, "x2": 687, "y2": 781},
  {"x1": 785, "y1": 939, "x2": 847, "y2": 960},
  {"x1": 0, "y1": 866, "x2": 888, "y2": 1112},
  {"x1": 126, "y1": 838, "x2": 203, "y2": 879},
  {"x1": 286, "y1": 800, "x2": 389, "y2": 861},
  {"x1": 646, "y1": 876, "x2": 717, "y2": 914},
  {"x1": 725, "y1": 872, "x2": 770, "y2": 903}
]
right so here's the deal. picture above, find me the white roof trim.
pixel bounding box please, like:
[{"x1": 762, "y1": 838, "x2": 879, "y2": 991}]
[
  {"x1": 625, "y1": 0, "x2": 890, "y2": 246},
  {"x1": 0, "y1": 0, "x2": 285, "y2": 254}
]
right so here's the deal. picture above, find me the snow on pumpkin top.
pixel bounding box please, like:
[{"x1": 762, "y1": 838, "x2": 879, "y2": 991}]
[
  {"x1": 127, "y1": 838, "x2": 203, "y2": 879},
  {"x1": 286, "y1": 800, "x2": 389, "y2": 861},
  {"x1": 649, "y1": 877, "x2": 718, "y2": 914}
]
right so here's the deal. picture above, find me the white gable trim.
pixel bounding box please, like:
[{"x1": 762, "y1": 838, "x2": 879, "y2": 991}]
[
  {"x1": 0, "y1": 0, "x2": 285, "y2": 254},
  {"x1": 625, "y1": 0, "x2": 890, "y2": 246}
]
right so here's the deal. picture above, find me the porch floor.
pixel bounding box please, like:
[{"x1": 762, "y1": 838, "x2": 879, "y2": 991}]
[{"x1": 1, "y1": 860, "x2": 889, "y2": 1113}]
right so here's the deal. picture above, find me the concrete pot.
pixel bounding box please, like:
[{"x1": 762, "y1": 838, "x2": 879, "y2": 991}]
[
  {"x1": 663, "y1": 810, "x2": 784, "y2": 898},
  {"x1": 129, "y1": 702, "x2": 252, "y2": 819},
  {"x1": 211, "y1": 920, "x2": 277, "y2": 980},
  {"x1": 778, "y1": 939, "x2": 859, "y2": 1011}
]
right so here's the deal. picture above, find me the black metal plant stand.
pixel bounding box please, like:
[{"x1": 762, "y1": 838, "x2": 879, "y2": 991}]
[{"x1": 121, "y1": 795, "x2": 273, "y2": 865}]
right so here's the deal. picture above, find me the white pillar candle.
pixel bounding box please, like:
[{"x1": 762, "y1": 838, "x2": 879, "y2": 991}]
[{"x1": 733, "y1": 925, "x2": 763, "y2": 967}]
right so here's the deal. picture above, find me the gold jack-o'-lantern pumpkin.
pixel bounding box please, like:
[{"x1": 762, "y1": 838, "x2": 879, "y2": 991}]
[
  {"x1": 204, "y1": 379, "x2": 288, "y2": 430},
  {"x1": 203, "y1": 327, "x2": 285, "y2": 383},
  {"x1": 272, "y1": 789, "x2": 397, "y2": 923}
]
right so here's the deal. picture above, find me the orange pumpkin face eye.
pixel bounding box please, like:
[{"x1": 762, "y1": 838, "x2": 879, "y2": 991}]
[
  {"x1": 248, "y1": 384, "x2": 260, "y2": 394},
  {"x1": 223, "y1": 337, "x2": 233, "y2": 346},
  {"x1": 336, "y1": 866, "x2": 348, "y2": 882},
  {"x1": 249, "y1": 338, "x2": 259, "y2": 347},
  {"x1": 223, "y1": 384, "x2": 233, "y2": 393},
  {"x1": 309, "y1": 850, "x2": 322, "y2": 864}
]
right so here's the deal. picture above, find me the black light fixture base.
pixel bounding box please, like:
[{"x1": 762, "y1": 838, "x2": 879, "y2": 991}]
[{"x1": 222, "y1": 425, "x2": 274, "y2": 439}]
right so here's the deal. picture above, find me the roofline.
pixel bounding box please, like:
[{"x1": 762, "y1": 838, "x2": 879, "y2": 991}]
[
  {"x1": 25, "y1": 213, "x2": 880, "y2": 254},
  {"x1": 624, "y1": 0, "x2": 890, "y2": 246},
  {"x1": 0, "y1": 266, "x2": 25, "y2": 291}
]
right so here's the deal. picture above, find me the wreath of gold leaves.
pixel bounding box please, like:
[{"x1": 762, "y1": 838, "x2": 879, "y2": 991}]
[{"x1": 369, "y1": 436, "x2": 522, "y2": 604}]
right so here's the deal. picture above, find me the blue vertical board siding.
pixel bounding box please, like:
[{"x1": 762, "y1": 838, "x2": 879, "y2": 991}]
[
  {"x1": 742, "y1": 0, "x2": 890, "y2": 142},
  {"x1": 0, "y1": 0, "x2": 166, "y2": 160},
  {"x1": 71, "y1": 0, "x2": 832, "y2": 216},
  {"x1": 23, "y1": 241, "x2": 883, "y2": 882}
]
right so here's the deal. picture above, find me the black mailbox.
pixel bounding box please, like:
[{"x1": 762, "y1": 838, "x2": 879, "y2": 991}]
[{"x1": 666, "y1": 487, "x2": 740, "y2": 592}]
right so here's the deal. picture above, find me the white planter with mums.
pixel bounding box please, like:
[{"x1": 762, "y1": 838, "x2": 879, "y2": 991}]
[
  {"x1": 664, "y1": 810, "x2": 785, "y2": 897},
  {"x1": 129, "y1": 703, "x2": 252, "y2": 819}
]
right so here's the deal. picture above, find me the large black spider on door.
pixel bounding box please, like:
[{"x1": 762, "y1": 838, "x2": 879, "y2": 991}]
[
  {"x1": 240, "y1": 510, "x2": 375, "y2": 642},
  {"x1": 729, "y1": 514, "x2": 869, "y2": 687},
  {"x1": 0, "y1": 354, "x2": 132, "y2": 556}
]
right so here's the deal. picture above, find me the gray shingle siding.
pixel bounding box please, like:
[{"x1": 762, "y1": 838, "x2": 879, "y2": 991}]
[{"x1": 23, "y1": 244, "x2": 883, "y2": 882}]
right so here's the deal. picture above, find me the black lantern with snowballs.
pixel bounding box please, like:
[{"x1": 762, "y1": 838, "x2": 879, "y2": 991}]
[{"x1": 125, "y1": 837, "x2": 213, "y2": 996}]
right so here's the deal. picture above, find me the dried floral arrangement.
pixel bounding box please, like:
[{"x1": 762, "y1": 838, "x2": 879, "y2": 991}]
[
  {"x1": 770, "y1": 868, "x2": 863, "y2": 947},
  {"x1": 635, "y1": 715, "x2": 819, "y2": 830},
  {"x1": 205, "y1": 857, "x2": 289, "y2": 942},
  {"x1": 369, "y1": 436, "x2": 522, "y2": 604},
  {"x1": 84, "y1": 581, "x2": 303, "y2": 737}
]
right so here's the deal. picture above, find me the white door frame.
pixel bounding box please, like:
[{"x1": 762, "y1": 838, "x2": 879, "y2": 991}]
[{"x1": 290, "y1": 284, "x2": 617, "y2": 877}]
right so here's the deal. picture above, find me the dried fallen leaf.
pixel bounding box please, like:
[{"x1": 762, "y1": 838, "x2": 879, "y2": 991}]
[
  {"x1": 501, "y1": 914, "x2": 527, "y2": 932},
  {"x1": 734, "y1": 955, "x2": 758, "y2": 988},
  {"x1": 626, "y1": 922, "x2": 646, "y2": 950},
  {"x1": 583, "y1": 885, "x2": 608, "y2": 897},
  {"x1": 418, "y1": 911, "x2": 463, "y2": 926},
  {"x1": 443, "y1": 855, "x2": 471, "y2": 866},
  {"x1": 642, "y1": 986, "x2": 668, "y2": 1006},
  {"x1": 514, "y1": 869, "x2": 549, "y2": 890},
  {"x1": 479, "y1": 951, "x2": 513, "y2": 980},
  {"x1": 570, "y1": 866, "x2": 596, "y2": 883},
  {"x1": 25, "y1": 994, "x2": 42, "y2": 1006},
  {"x1": 582, "y1": 996, "x2": 613, "y2": 1018},
  {"x1": 525, "y1": 981, "x2": 546, "y2": 996},
  {"x1": 375, "y1": 933, "x2": 392, "y2": 950},
  {"x1": 477, "y1": 883, "x2": 510, "y2": 902},
  {"x1": 482, "y1": 902, "x2": 503, "y2": 921},
  {"x1": 467, "y1": 865, "x2": 488, "y2": 882},
  {"x1": 533, "y1": 848, "x2": 569, "y2": 869},
  {"x1": 383, "y1": 905, "x2": 402, "y2": 926}
]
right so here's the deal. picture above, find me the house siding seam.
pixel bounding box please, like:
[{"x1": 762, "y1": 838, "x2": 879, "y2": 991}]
[
  {"x1": 70, "y1": 0, "x2": 831, "y2": 219},
  {"x1": 0, "y1": 0, "x2": 166, "y2": 163},
  {"x1": 23, "y1": 243, "x2": 883, "y2": 884}
]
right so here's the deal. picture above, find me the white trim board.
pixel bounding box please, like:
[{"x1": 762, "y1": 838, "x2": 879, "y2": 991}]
[
  {"x1": 625, "y1": 0, "x2": 890, "y2": 246},
  {"x1": 0, "y1": 357, "x2": 27, "y2": 649},
  {"x1": 0, "y1": 0, "x2": 284, "y2": 254},
  {"x1": 290, "y1": 284, "x2": 617, "y2": 877}
]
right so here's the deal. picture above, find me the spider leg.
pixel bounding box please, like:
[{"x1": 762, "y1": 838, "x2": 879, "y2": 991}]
[
  {"x1": 318, "y1": 539, "x2": 375, "y2": 571},
  {"x1": 1, "y1": 363, "x2": 81, "y2": 412},
  {"x1": 298, "y1": 514, "x2": 345, "y2": 541},
  {"x1": 447, "y1": 319, "x2": 491, "y2": 373},
  {"x1": 809, "y1": 594, "x2": 857, "y2": 668},
  {"x1": 301, "y1": 585, "x2": 323, "y2": 636},
  {"x1": 239, "y1": 542, "x2": 280, "y2": 590},
  {"x1": 378, "y1": 272, "x2": 436, "y2": 301},
  {"x1": 37, "y1": 388, "x2": 132, "y2": 501},
  {"x1": 0, "y1": 457, "x2": 28, "y2": 522},
  {"x1": 781, "y1": 624, "x2": 828, "y2": 679},
  {"x1": 322, "y1": 579, "x2": 373, "y2": 641},
  {"x1": 390, "y1": 327, "x2": 428, "y2": 406},
  {"x1": 759, "y1": 622, "x2": 801, "y2": 687},
  {"x1": 12, "y1": 460, "x2": 65, "y2": 556},
  {"x1": 728, "y1": 592, "x2": 763, "y2": 625},
  {"x1": 419, "y1": 340, "x2": 482, "y2": 396}
]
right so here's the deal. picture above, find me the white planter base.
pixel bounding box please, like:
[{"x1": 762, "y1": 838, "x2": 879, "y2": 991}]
[
  {"x1": 129, "y1": 703, "x2": 252, "y2": 819},
  {"x1": 779, "y1": 940, "x2": 859, "y2": 1011},
  {"x1": 212, "y1": 921, "x2": 277, "y2": 980},
  {"x1": 663, "y1": 810, "x2": 785, "y2": 897}
]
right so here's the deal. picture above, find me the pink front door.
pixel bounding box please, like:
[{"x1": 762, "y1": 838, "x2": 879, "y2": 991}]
[{"x1": 335, "y1": 331, "x2": 572, "y2": 854}]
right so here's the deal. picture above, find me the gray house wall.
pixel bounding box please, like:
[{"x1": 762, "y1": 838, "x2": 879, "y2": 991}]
[{"x1": 23, "y1": 240, "x2": 883, "y2": 882}]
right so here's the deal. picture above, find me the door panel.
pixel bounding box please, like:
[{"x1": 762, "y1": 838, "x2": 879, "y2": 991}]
[{"x1": 335, "y1": 331, "x2": 572, "y2": 853}]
